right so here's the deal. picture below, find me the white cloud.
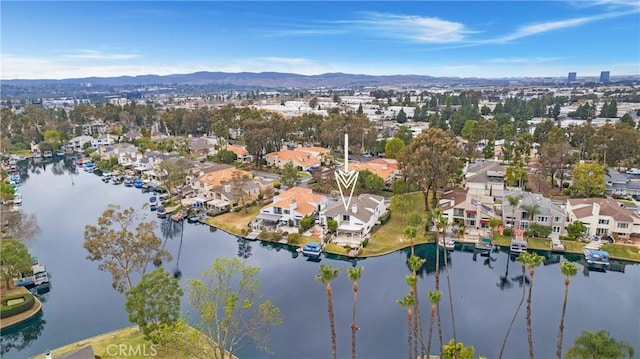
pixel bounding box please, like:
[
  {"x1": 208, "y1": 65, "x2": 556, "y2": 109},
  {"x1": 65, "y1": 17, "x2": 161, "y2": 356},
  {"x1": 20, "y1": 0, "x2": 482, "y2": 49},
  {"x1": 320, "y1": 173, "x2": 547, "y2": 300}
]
[
  {"x1": 62, "y1": 50, "x2": 141, "y2": 60},
  {"x1": 347, "y1": 12, "x2": 475, "y2": 43}
]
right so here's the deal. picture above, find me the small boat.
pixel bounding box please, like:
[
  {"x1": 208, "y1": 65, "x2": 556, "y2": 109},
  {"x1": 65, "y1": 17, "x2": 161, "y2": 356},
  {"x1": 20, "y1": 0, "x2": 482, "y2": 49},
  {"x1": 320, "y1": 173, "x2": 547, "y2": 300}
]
[
  {"x1": 509, "y1": 239, "x2": 528, "y2": 254},
  {"x1": 83, "y1": 162, "x2": 94, "y2": 173},
  {"x1": 438, "y1": 237, "x2": 456, "y2": 251},
  {"x1": 157, "y1": 206, "x2": 167, "y2": 219},
  {"x1": 13, "y1": 192, "x2": 22, "y2": 205},
  {"x1": 475, "y1": 237, "x2": 492, "y2": 255},
  {"x1": 123, "y1": 176, "x2": 133, "y2": 187},
  {"x1": 133, "y1": 179, "x2": 143, "y2": 189},
  {"x1": 551, "y1": 240, "x2": 566, "y2": 252},
  {"x1": 43, "y1": 151, "x2": 53, "y2": 159},
  {"x1": 584, "y1": 248, "x2": 610, "y2": 269},
  {"x1": 301, "y1": 242, "x2": 323, "y2": 257},
  {"x1": 171, "y1": 212, "x2": 185, "y2": 222},
  {"x1": 188, "y1": 215, "x2": 202, "y2": 224},
  {"x1": 56, "y1": 149, "x2": 65, "y2": 156},
  {"x1": 112, "y1": 176, "x2": 123, "y2": 185},
  {"x1": 11, "y1": 174, "x2": 20, "y2": 182}
]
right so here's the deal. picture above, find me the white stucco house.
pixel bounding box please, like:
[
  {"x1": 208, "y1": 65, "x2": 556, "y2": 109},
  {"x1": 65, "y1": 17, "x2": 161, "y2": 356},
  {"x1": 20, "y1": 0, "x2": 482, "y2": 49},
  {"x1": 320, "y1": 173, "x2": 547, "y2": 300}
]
[
  {"x1": 320, "y1": 193, "x2": 387, "y2": 248},
  {"x1": 566, "y1": 198, "x2": 640, "y2": 239}
]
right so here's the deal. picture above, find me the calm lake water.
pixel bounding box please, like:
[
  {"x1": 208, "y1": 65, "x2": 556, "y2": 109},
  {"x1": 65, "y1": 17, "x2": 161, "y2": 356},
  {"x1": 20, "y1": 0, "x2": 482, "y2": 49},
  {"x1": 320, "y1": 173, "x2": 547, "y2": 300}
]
[{"x1": 2, "y1": 157, "x2": 639, "y2": 359}]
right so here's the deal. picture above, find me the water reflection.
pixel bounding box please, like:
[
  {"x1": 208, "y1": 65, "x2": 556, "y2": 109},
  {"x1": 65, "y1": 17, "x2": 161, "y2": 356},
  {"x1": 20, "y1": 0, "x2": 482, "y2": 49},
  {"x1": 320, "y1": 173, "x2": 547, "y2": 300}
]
[
  {"x1": 237, "y1": 237, "x2": 252, "y2": 259},
  {"x1": 0, "y1": 310, "x2": 47, "y2": 357}
]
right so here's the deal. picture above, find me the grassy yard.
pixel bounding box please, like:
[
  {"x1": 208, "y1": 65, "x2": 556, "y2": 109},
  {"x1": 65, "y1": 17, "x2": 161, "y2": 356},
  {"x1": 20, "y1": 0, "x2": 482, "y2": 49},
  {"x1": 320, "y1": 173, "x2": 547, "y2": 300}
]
[
  {"x1": 32, "y1": 325, "x2": 236, "y2": 359},
  {"x1": 602, "y1": 244, "x2": 640, "y2": 262},
  {"x1": 363, "y1": 192, "x2": 436, "y2": 257},
  {"x1": 205, "y1": 206, "x2": 260, "y2": 236}
]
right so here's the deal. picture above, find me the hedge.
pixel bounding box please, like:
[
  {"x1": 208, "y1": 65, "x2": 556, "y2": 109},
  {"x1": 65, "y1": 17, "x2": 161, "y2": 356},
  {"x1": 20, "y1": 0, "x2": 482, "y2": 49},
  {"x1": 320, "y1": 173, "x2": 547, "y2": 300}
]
[
  {"x1": 379, "y1": 211, "x2": 392, "y2": 225},
  {"x1": 1, "y1": 292, "x2": 35, "y2": 318}
]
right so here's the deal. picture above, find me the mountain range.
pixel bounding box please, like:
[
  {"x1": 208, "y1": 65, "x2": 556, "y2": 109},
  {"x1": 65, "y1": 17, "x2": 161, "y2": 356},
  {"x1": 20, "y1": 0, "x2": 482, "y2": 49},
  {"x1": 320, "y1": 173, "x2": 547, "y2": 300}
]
[{"x1": 2, "y1": 71, "x2": 529, "y2": 88}]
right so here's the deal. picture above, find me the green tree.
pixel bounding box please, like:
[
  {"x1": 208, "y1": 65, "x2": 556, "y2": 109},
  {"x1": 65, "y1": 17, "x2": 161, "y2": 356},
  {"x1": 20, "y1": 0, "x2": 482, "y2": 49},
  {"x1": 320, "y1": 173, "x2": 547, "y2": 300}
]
[
  {"x1": 505, "y1": 194, "x2": 523, "y2": 233},
  {"x1": 488, "y1": 218, "x2": 503, "y2": 238},
  {"x1": 280, "y1": 161, "x2": 301, "y2": 188},
  {"x1": 0, "y1": 207, "x2": 40, "y2": 243},
  {"x1": 407, "y1": 255, "x2": 426, "y2": 359},
  {"x1": 0, "y1": 239, "x2": 32, "y2": 289},
  {"x1": 567, "y1": 220, "x2": 587, "y2": 239},
  {"x1": 519, "y1": 252, "x2": 545, "y2": 359},
  {"x1": 327, "y1": 218, "x2": 338, "y2": 233},
  {"x1": 398, "y1": 128, "x2": 461, "y2": 210},
  {"x1": 395, "y1": 126, "x2": 414, "y2": 145},
  {"x1": 499, "y1": 255, "x2": 527, "y2": 359},
  {"x1": 83, "y1": 204, "x2": 172, "y2": 293},
  {"x1": 565, "y1": 330, "x2": 635, "y2": 359},
  {"x1": 520, "y1": 203, "x2": 540, "y2": 222},
  {"x1": 505, "y1": 162, "x2": 527, "y2": 188},
  {"x1": 364, "y1": 173, "x2": 385, "y2": 194},
  {"x1": 215, "y1": 149, "x2": 237, "y2": 164},
  {"x1": 156, "y1": 157, "x2": 192, "y2": 195},
  {"x1": 461, "y1": 120, "x2": 477, "y2": 139},
  {"x1": 316, "y1": 264, "x2": 340, "y2": 359},
  {"x1": 125, "y1": 267, "x2": 183, "y2": 343},
  {"x1": 397, "y1": 294, "x2": 417, "y2": 359},
  {"x1": 571, "y1": 162, "x2": 606, "y2": 197},
  {"x1": 384, "y1": 137, "x2": 406, "y2": 159},
  {"x1": 43, "y1": 129, "x2": 62, "y2": 150},
  {"x1": 183, "y1": 257, "x2": 282, "y2": 359},
  {"x1": 231, "y1": 170, "x2": 251, "y2": 214},
  {"x1": 347, "y1": 266, "x2": 363, "y2": 359},
  {"x1": 298, "y1": 215, "x2": 314, "y2": 234},
  {"x1": 396, "y1": 108, "x2": 407, "y2": 124},
  {"x1": 442, "y1": 338, "x2": 476, "y2": 359},
  {"x1": 556, "y1": 261, "x2": 578, "y2": 359}
]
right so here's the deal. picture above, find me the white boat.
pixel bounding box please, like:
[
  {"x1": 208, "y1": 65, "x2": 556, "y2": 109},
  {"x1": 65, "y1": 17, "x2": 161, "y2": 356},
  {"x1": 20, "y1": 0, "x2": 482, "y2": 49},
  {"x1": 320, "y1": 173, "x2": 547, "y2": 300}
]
[
  {"x1": 13, "y1": 192, "x2": 22, "y2": 205},
  {"x1": 301, "y1": 242, "x2": 322, "y2": 257},
  {"x1": 510, "y1": 239, "x2": 528, "y2": 254},
  {"x1": 438, "y1": 237, "x2": 456, "y2": 251}
]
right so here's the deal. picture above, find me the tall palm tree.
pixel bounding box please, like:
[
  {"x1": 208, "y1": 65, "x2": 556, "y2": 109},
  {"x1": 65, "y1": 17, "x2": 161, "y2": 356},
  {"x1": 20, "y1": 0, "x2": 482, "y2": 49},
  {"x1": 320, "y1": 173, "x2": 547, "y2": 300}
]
[
  {"x1": 316, "y1": 264, "x2": 340, "y2": 359},
  {"x1": 439, "y1": 215, "x2": 457, "y2": 349},
  {"x1": 488, "y1": 217, "x2": 503, "y2": 238},
  {"x1": 404, "y1": 225, "x2": 417, "y2": 256},
  {"x1": 404, "y1": 275, "x2": 419, "y2": 359},
  {"x1": 347, "y1": 266, "x2": 363, "y2": 359},
  {"x1": 397, "y1": 294, "x2": 416, "y2": 359},
  {"x1": 565, "y1": 330, "x2": 635, "y2": 359},
  {"x1": 505, "y1": 194, "x2": 522, "y2": 233},
  {"x1": 427, "y1": 289, "x2": 442, "y2": 359},
  {"x1": 520, "y1": 252, "x2": 545, "y2": 359},
  {"x1": 499, "y1": 255, "x2": 527, "y2": 359},
  {"x1": 556, "y1": 261, "x2": 578, "y2": 359},
  {"x1": 408, "y1": 255, "x2": 426, "y2": 359},
  {"x1": 432, "y1": 208, "x2": 446, "y2": 353}
]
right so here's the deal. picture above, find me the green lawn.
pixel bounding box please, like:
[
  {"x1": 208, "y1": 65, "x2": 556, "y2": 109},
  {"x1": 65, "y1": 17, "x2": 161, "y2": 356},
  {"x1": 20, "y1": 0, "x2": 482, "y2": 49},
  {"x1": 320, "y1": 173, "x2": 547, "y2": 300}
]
[
  {"x1": 205, "y1": 206, "x2": 260, "y2": 236},
  {"x1": 363, "y1": 192, "x2": 436, "y2": 256}
]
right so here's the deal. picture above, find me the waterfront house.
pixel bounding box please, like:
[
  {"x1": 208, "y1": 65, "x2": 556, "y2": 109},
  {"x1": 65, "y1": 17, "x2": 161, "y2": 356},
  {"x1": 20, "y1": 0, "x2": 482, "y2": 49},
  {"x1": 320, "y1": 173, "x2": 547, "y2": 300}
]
[
  {"x1": 502, "y1": 189, "x2": 567, "y2": 236},
  {"x1": 350, "y1": 158, "x2": 400, "y2": 185},
  {"x1": 464, "y1": 160, "x2": 507, "y2": 201},
  {"x1": 189, "y1": 164, "x2": 261, "y2": 211},
  {"x1": 320, "y1": 193, "x2": 387, "y2": 247},
  {"x1": 65, "y1": 135, "x2": 94, "y2": 152},
  {"x1": 252, "y1": 187, "x2": 329, "y2": 230},
  {"x1": 566, "y1": 198, "x2": 640, "y2": 240},
  {"x1": 438, "y1": 188, "x2": 499, "y2": 234},
  {"x1": 100, "y1": 143, "x2": 138, "y2": 166},
  {"x1": 90, "y1": 134, "x2": 115, "y2": 150}
]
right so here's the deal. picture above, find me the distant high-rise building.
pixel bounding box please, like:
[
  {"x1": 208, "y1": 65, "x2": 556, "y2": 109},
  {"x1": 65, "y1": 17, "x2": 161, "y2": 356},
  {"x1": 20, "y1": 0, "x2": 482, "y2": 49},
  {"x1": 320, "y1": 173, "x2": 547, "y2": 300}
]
[
  {"x1": 600, "y1": 71, "x2": 610, "y2": 83},
  {"x1": 567, "y1": 72, "x2": 577, "y2": 83}
]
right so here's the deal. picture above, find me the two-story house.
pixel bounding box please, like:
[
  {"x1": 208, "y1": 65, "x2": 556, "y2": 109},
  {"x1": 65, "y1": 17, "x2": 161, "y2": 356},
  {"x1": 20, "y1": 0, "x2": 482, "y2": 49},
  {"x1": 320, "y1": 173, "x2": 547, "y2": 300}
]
[
  {"x1": 189, "y1": 164, "x2": 256, "y2": 211},
  {"x1": 320, "y1": 194, "x2": 387, "y2": 248},
  {"x1": 350, "y1": 158, "x2": 401, "y2": 185},
  {"x1": 439, "y1": 188, "x2": 498, "y2": 233},
  {"x1": 252, "y1": 187, "x2": 329, "y2": 230},
  {"x1": 66, "y1": 135, "x2": 94, "y2": 152},
  {"x1": 265, "y1": 148, "x2": 322, "y2": 171},
  {"x1": 502, "y1": 189, "x2": 567, "y2": 236},
  {"x1": 566, "y1": 198, "x2": 640, "y2": 239},
  {"x1": 100, "y1": 143, "x2": 138, "y2": 166},
  {"x1": 225, "y1": 144, "x2": 254, "y2": 164}
]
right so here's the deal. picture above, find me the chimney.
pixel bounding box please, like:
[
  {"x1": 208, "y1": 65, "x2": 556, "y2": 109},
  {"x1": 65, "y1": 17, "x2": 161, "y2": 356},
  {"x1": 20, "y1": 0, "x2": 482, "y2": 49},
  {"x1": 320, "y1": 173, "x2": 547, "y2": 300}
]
[
  {"x1": 592, "y1": 202, "x2": 600, "y2": 217},
  {"x1": 351, "y1": 203, "x2": 358, "y2": 214},
  {"x1": 290, "y1": 199, "x2": 297, "y2": 210},
  {"x1": 224, "y1": 184, "x2": 231, "y2": 193}
]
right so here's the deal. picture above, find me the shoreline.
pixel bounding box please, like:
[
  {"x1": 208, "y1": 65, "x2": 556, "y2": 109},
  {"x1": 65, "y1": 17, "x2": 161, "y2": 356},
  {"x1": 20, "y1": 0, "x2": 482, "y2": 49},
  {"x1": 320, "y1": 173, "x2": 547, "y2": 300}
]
[{"x1": 201, "y1": 219, "x2": 640, "y2": 263}]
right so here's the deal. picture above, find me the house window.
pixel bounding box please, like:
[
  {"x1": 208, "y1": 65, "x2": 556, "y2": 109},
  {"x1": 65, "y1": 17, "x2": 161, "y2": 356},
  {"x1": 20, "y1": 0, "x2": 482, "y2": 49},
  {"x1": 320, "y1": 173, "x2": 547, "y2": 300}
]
[
  {"x1": 342, "y1": 215, "x2": 349, "y2": 221},
  {"x1": 521, "y1": 220, "x2": 529, "y2": 229},
  {"x1": 554, "y1": 216, "x2": 561, "y2": 223},
  {"x1": 283, "y1": 209, "x2": 290, "y2": 214},
  {"x1": 598, "y1": 219, "x2": 609, "y2": 225},
  {"x1": 617, "y1": 222, "x2": 628, "y2": 229},
  {"x1": 553, "y1": 226, "x2": 561, "y2": 233},
  {"x1": 536, "y1": 216, "x2": 548, "y2": 223},
  {"x1": 453, "y1": 209, "x2": 464, "y2": 217}
]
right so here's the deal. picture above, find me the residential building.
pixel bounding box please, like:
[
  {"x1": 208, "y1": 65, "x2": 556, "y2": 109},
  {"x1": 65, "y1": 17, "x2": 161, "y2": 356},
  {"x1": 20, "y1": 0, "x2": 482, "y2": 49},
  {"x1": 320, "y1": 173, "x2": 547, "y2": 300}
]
[
  {"x1": 188, "y1": 164, "x2": 259, "y2": 211},
  {"x1": 350, "y1": 158, "x2": 401, "y2": 185},
  {"x1": 66, "y1": 135, "x2": 94, "y2": 152},
  {"x1": 188, "y1": 137, "x2": 215, "y2": 157},
  {"x1": 90, "y1": 134, "x2": 115, "y2": 150},
  {"x1": 252, "y1": 187, "x2": 329, "y2": 230},
  {"x1": 82, "y1": 120, "x2": 108, "y2": 136},
  {"x1": 438, "y1": 188, "x2": 498, "y2": 233},
  {"x1": 225, "y1": 144, "x2": 254, "y2": 163},
  {"x1": 464, "y1": 160, "x2": 507, "y2": 201},
  {"x1": 100, "y1": 143, "x2": 138, "y2": 166},
  {"x1": 502, "y1": 189, "x2": 567, "y2": 236},
  {"x1": 606, "y1": 169, "x2": 640, "y2": 197},
  {"x1": 320, "y1": 193, "x2": 387, "y2": 247},
  {"x1": 566, "y1": 198, "x2": 640, "y2": 239},
  {"x1": 265, "y1": 148, "x2": 321, "y2": 171}
]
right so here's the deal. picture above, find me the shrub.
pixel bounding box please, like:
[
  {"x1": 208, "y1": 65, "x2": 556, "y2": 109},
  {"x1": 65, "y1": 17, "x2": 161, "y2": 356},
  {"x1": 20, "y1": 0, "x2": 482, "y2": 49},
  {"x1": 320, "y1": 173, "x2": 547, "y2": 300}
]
[
  {"x1": 559, "y1": 235, "x2": 576, "y2": 241},
  {"x1": 327, "y1": 219, "x2": 338, "y2": 233},
  {"x1": 362, "y1": 237, "x2": 370, "y2": 247},
  {"x1": 269, "y1": 232, "x2": 281, "y2": 241},
  {"x1": 379, "y1": 211, "x2": 391, "y2": 225},
  {"x1": 1, "y1": 293, "x2": 35, "y2": 318},
  {"x1": 240, "y1": 228, "x2": 248, "y2": 236},
  {"x1": 525, "y1": 223, "x2": 552, "y2": 238},
  {"x1": 503, "y1": 227, "x2": 513, "y2": 237},
  {"x1": 258, "y1": 229, "x2": 269, "y2": 240},
  {"x1": 287, "y1": 233, "x2": 301, "y2": 244}
]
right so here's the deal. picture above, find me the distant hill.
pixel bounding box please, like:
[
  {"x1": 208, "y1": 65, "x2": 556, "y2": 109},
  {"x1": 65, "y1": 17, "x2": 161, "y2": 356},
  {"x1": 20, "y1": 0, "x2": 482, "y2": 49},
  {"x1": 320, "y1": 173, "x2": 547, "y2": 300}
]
[{"x1": 2, "y1": 71, "x2": 504, "y2": 88}]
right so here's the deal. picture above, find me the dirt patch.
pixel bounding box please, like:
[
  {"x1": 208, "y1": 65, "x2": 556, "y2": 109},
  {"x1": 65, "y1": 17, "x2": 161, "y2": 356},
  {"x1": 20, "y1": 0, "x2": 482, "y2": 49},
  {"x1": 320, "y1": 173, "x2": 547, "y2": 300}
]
[{"x1": 528, "y1": 174, "x2": 567, "y2": 200}]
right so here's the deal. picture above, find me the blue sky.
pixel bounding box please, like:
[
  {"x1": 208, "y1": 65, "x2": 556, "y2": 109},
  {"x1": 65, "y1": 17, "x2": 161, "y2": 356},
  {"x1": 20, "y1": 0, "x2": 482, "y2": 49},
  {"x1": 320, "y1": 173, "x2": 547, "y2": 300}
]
[{"x1": 1, "y1": 1, "x2": 639, "y2": 79}]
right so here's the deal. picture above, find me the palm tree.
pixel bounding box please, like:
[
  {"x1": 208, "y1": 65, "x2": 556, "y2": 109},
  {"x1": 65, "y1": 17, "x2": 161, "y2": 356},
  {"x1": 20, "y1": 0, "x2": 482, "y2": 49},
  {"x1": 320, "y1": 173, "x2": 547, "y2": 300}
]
[
  {"x1": 433, "y1": 208, "x2": 457, "y2": 349},
  {"x1": 488, "y1": 217, "x2": 503, "y2": 238},
  {"x1": 427, "y1": 290, "x2": 442, "y2": 358},
  {"x1": 520, "y1": 203, "x2": 541, "y2": 226},
  {"x1": 347, "y1": 266, "x2": 363, "y2": 359},
  {"x1": 397, "y1": 294, "x2": 417, "y2": 359},
  {"x1": 556, "y1": 261, "x2": 578, "y2": 359},
  {"x1": 499, "y1": 255, "x2": 527, "y2": 359},
  {"x1": 404, "y1": 225, "x2": 417, "y2": 256},
  {"x1": 505, "y1": 194, "x2": 522, "y2": 233},
  {"x1": 316, "y1": 264, "x2": 340, "y2": 359},
  {"x1": 520, "y1": 252, "x2": 545, "y2": 359},
  {"x1": 408, "y1": 255, "x2": 426, "y2": 359},
  {"x1": 565, "y1": 330, "x2": 635, "y2": 359}
]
